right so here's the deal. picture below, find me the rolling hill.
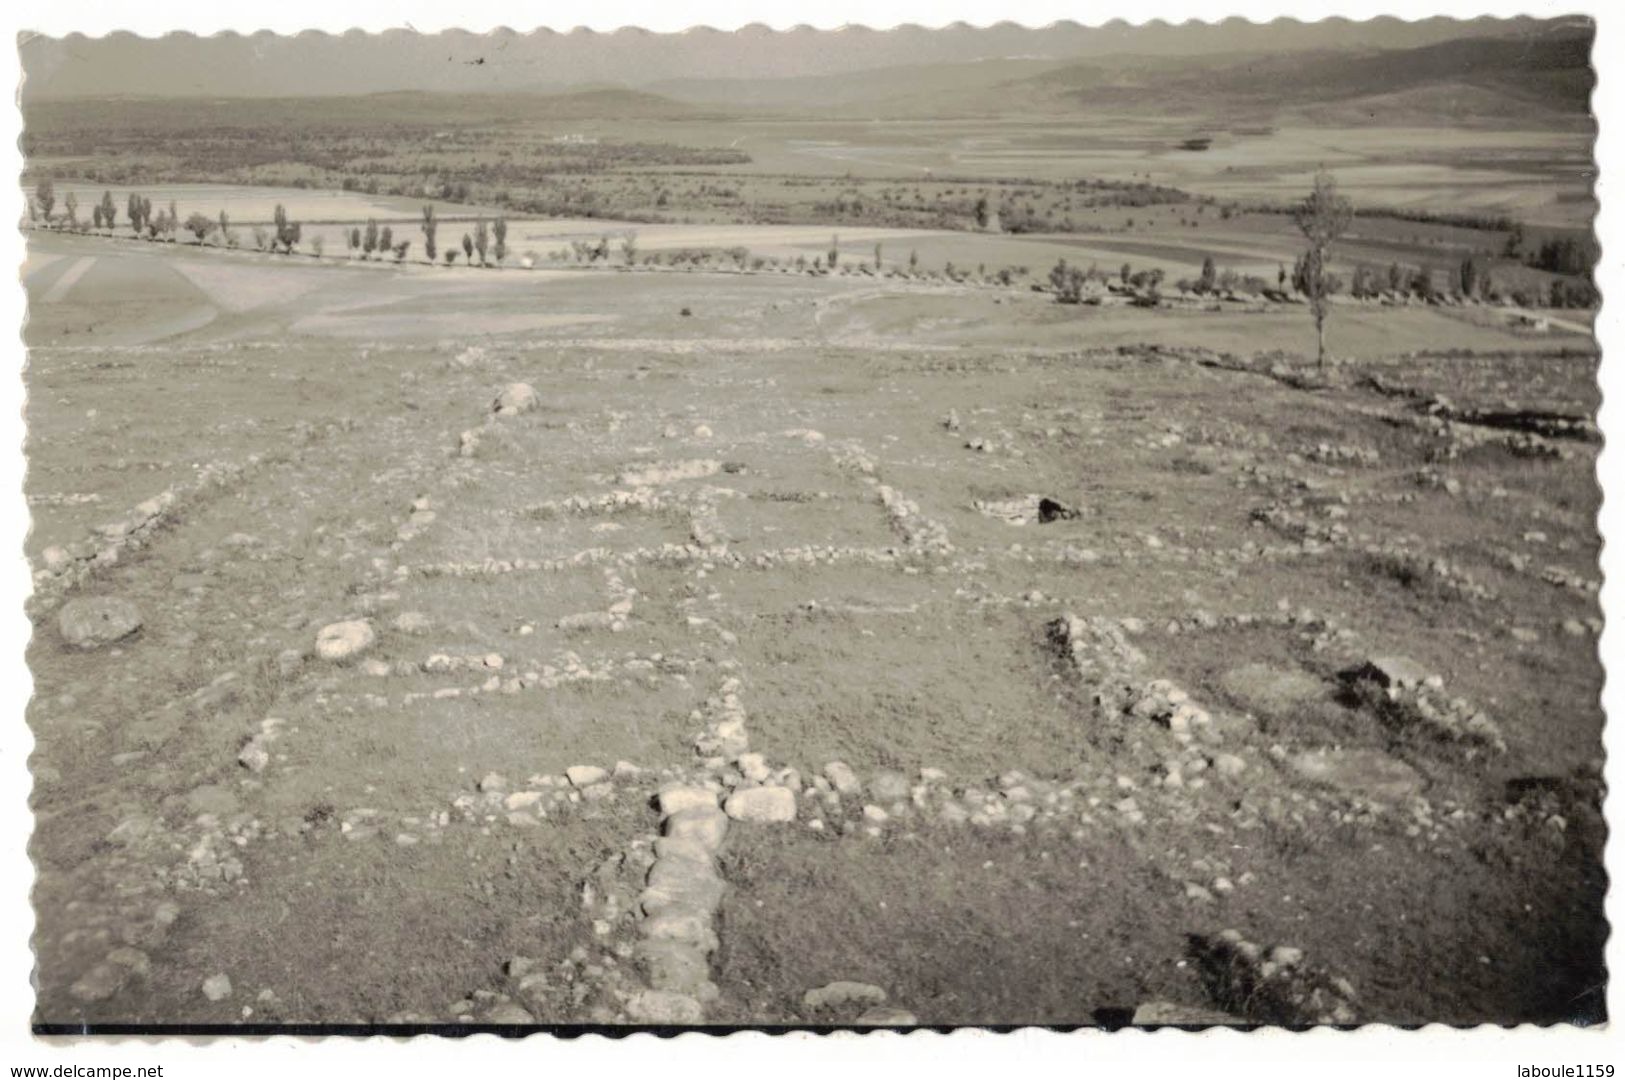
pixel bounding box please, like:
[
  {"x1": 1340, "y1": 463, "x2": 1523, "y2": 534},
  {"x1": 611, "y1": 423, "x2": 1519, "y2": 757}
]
[{"x1": 647, "y1": 25, "x2": 1595, "y2": 127}]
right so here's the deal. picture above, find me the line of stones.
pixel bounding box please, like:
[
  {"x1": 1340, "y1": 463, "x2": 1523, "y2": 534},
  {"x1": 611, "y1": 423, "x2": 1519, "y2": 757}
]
[
  {"x1": 66, "y1": 418, "x2": 431, "y2": 1006},
  {"x1": 404, "y1": 529, "x2": 1341, "y2": 580}
]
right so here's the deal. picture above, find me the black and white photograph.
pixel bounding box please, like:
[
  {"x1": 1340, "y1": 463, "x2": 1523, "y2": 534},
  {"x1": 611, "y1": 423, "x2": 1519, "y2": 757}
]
[{"x1": 9, "y1": 3, "x2": 1618, "y2": 1052}]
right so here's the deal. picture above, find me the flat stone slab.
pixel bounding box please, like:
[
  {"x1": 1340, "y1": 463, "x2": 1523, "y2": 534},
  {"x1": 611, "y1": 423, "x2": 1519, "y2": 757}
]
[
  {"x1": 638, "y1": 940, "x2": 716, "y2": 998},
  {"x1": 663, "y1": 807, "x2": 729, "y2": 851},
  {"x1": 804, "y1": 981, "x2": 888, "y2": 1011},
  {"x1": 1289, "y1": 748, "x2": 1425, "y2": 802},
  {"x1": 855, "y1": 1006, "x2": 918, "y2": 1026},
  {"x1": 724, "y1": 785, "x2": 797, "y2": 823},
  {"x1": 565, "y1": 765, "x2": 608, "y2": 788},
  {"x1": 58, "y1": 596, "x2": 142, "y2": 649},
  {"x1": 1220, "y1": 663, "x2": 1326, "y2": 716},
  {"x1": 657, "y1": 785, "x2": 719, "y2": 817},
  {"x1": 1132, "y1": 1001, "x2": 1251, "y2": 1026}
]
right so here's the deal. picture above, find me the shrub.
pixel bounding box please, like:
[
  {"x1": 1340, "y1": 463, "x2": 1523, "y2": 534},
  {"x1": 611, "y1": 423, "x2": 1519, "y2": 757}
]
[{"x1": 185, "y1": 212, "x2": 214, "y2": 244}]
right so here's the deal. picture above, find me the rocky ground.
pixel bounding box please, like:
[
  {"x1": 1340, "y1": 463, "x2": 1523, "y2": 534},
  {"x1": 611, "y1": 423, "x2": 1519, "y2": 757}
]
[{"x1": 24, "y1": 233, "x2": 1606, "y2": 1029}]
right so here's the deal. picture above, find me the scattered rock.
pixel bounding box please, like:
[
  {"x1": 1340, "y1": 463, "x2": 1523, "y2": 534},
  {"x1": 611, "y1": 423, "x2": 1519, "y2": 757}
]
[
  {"x1": 565, "y1": 765, "x2": 609, "y2": 789},
  {"x1": 823, "y1": 761, "x2": 862, "y2": 797},
  {"x1": 202, "y1": 974, "x2": 233, "y2": 1002},
  {"x1": 484, "y1": 1002, "x2": 535, "y2": 1024},
  {"x1": 70, "y1": 949, "x2": 151, "y2": 1003},
  {"x1": 315, "y1": 620, "x2": 375, "y2": 662},
  {"x1": 626, "y1": 990, "x2": 704, "y2": 1024},
  {"x1": 392, "y1": 611, "x2": 431, "y2": 634},
  {"x1": 658, "y1": 785, "x2": 719, "y2": 817},
  {"x1": 1358, "y1": 656, "x2": 1432, "y2": 692},
  {"x1": 237, "y1": 741, "x2": 271, "y2": 773},
  {"x1": 869, "y1": 771, "x2": 910, "y2": 802},
  {"x1": 724, "y1": 786, "x2": 796, "y2": 823},
  {"x1": 493, "y1": 383, "x2": 538, "y2": 416},
  {"x1": 854, "y1": 1006, "x2": 917, "y2": 1026},
  {"x1": 803, "y1": 981, "x2": 888, "y2": 1011},
  {"x1": 558, "y1": 611, "x2": 617, "y2": 632},
  {"x1": 638, "y1": 940, "x2": 714, "y2": 997},
  {"x1": 665, "y1": 806, "x2": 729, "y2": 851},
  {"x1": 1038, "y1": 497, "x2": 1081, "y2": 523},
  {"x1": 58, "y1": 596, "x2": 143, "y2": 649}
]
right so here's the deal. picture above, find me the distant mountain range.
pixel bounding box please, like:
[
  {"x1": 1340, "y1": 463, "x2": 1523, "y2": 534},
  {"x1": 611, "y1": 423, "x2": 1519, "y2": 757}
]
[
  {"x1": 642, "y1": 26, "x2": 1594, "y2": 125},
  {"x1": 20, "y1": 21, "x2": 1593, "y2": 131},
  {"x1": 23, "y1": 17, "x2": 1592, "y2": 118}
]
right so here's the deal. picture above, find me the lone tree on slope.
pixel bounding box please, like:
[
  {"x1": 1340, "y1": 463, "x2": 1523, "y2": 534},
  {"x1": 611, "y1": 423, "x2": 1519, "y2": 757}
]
[
  {"x1": 1197, "y1": 255, "x2": 1217, "y2": 295},
  {"x1": 1292, "y1": 169, "x2": 1354, "y2": 368}
]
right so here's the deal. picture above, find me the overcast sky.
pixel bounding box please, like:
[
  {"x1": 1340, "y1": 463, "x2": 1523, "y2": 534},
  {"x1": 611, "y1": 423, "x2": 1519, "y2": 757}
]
[{"x1": 18, "y1": 16, "x2": 1582, "y2": 99}]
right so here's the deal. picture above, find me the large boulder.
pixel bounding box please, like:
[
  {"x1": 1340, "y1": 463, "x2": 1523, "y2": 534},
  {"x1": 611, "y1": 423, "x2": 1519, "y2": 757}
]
[
  {"x1": 58, "y1": 596, "x2": 143, "y2": 649},
  {"x1": 1353, "y1": 656, "x2": 1433, "y2": 691}
]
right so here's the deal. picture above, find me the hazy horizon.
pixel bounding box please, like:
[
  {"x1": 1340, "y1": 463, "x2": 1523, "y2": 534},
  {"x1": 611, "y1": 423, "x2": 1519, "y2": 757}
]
[{"x1": 19, "y1": 16, "x2": 1592, "y2": 101}]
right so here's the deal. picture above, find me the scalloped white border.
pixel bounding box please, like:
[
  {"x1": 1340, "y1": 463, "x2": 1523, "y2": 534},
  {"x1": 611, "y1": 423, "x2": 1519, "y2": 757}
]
[{"x1": 3, "y1": 1, "x2": 1619, "y2": 1074}]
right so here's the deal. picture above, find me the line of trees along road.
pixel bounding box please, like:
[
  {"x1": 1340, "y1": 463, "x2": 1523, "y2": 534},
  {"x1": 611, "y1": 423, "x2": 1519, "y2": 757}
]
[
  {"x1": 24, "y1": 188, "x2": 544, "y2": 270},
  {"x1": 25, "y1": 180, "x2": 1604, "y2": 316}
]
